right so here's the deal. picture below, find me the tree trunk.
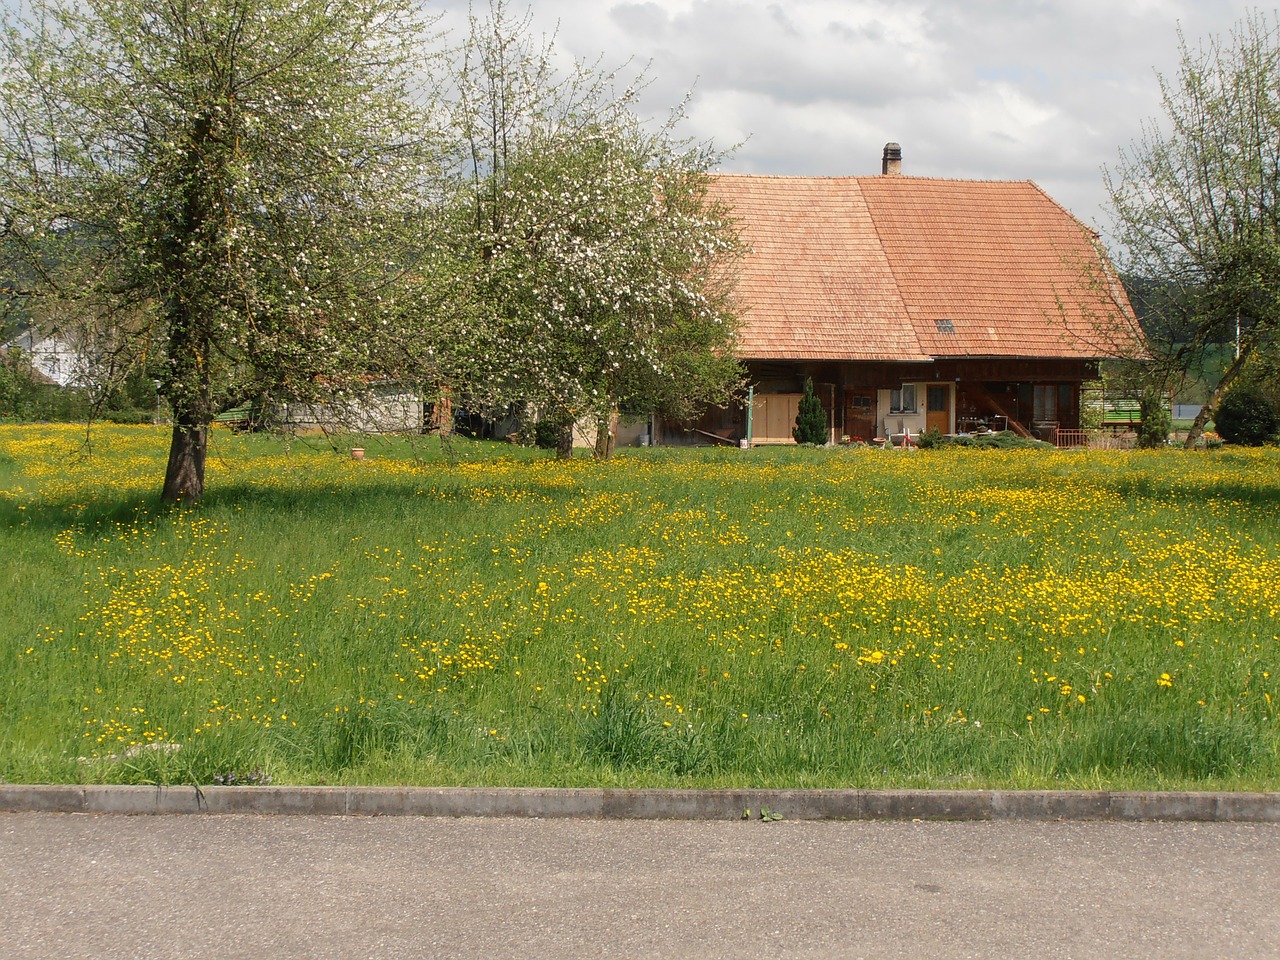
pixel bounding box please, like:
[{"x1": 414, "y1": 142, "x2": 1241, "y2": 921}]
[
  {"x1": 592, "y1": 411, "x2": 616, "y2": 460},
  {"x1": 162, "y1": 420, "x2": 208, "y2": 502},
  {"x1": 1183, "y1": 340, "x2": 1254, "y2": 449},
  {"x1": 159, "y1": 309, "x2": 213, "y2": 503},
  {"x1": 158, "y1": 110, "x2": 217, "y2": 503}
]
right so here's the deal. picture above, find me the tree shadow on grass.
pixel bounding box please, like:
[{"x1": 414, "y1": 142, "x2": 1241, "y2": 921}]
[
  {"x1": 1101, "y1": 471, "x2": 1280, "y2": 512},
  {"x1": 0, "y1": 470, "x2": 586, "y2": 540}
]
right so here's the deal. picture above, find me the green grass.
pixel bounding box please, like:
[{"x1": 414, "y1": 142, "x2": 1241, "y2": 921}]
[{"x1": 1, "y1": 424, "x2": 1278, "y2": 790}]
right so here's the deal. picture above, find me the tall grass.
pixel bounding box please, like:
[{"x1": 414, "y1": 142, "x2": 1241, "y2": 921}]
[{"x1": 1, "y1": 424, "x2": 1277, "y2": 789}]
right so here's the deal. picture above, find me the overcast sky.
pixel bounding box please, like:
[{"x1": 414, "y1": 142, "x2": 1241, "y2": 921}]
[{"x1": 432, "y1": 1, "x2": 1264, "y2": 242}]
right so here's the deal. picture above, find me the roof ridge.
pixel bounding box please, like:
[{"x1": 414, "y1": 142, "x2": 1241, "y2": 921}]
[
  {"x1": 1023, "y1": 179, "x2": 1099, "y2": 236},
  {"x1": 714, "y1": 172, "x2": 1040, "y2": 187}
]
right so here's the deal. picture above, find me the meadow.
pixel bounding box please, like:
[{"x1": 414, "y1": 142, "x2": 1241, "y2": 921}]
[{"x1": 1, "y1": 423, "x2": 1277, "y2": 790}]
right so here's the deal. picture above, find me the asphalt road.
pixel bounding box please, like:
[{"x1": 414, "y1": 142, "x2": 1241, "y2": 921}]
[{"x1": 3, "y1": 813, "x2": 1278, "y2": 959}]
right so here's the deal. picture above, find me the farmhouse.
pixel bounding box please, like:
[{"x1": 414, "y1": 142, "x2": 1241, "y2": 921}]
[
  {"x1": 658, "y1": 143, "x2": 1142, "y2": 447},
  {"x1": 1, "y1": 327, "x2": 89, "y2": 388}
]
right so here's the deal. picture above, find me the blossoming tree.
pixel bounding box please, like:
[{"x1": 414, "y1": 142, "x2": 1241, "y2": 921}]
[
  {"x1": 0, "y1": 0, "x2": 448, "y2": 499},
  {"x1": 445, "y1": 2, "x2": 743, "y2": 458}
]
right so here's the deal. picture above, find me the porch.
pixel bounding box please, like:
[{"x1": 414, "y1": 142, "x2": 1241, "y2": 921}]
[{"x1": 717, "y1": 358, "x2": 1098, "y2": 446}]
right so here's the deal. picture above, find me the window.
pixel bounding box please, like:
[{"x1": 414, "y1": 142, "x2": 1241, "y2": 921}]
[
  {"x1": 934, "y1": 319, "x2": 957, "y2": 334},
  {"x1": 927, "y1": 385, "x2": 948, "y2": 413},
  {"x1": 1033, "y1": 384, "x2": 1058, "y2": 422},
  {"x1": 890, "y1": 384, "x2": 917, "y2": 413}
]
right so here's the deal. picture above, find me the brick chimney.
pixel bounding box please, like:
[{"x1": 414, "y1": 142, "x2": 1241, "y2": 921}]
[{"x1": 881, "y1": 142, "x2": 902, "y2": 176}]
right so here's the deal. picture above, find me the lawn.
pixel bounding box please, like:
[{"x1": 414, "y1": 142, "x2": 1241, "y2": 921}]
[{"x1": 1, "y1": 423, "x2": 1277, "y2": 790}]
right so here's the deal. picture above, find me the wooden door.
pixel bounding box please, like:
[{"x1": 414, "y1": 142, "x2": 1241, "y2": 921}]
[
  {"x1": 926, "y1": 384, "x2": 951, "y2": 434},
  {"x1": 769, "y1": 395, "x2": 801, "y2": 442},
  {"x1": 751, "y1": 394, "x2": 802, "y2": 443},
  {"x1": 844, "y1": 390, "x2": 874, "y2": 442}
]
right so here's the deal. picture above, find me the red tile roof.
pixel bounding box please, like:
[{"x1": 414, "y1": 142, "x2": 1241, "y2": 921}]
[{"x1": 710, "y1": 174, "x2": 1141, "y2": 362}]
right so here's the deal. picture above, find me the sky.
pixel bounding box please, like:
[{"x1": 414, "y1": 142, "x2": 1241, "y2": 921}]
[{"x1": 431, "y1": 0, "x2": 1264, "y2": 242}]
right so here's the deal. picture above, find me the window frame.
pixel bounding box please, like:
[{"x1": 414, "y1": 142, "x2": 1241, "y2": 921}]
[{"x1": 890, "y1": 383, "x2": 918, "y2": 414}]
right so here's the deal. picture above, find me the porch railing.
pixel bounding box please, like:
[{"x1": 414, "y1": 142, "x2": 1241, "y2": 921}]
[{"x1": 1054, "y1": 428, "x2": 1088, "y2": 449}]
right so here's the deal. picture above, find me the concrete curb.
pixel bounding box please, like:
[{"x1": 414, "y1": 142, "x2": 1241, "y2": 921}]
[{"x1": 1, "y1": 785, "x2": 1278, "y2": 821}]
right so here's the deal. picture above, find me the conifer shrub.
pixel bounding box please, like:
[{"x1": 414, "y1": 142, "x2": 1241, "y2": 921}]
[{"x1": 793, "y1": 377, "x2": 828, "y2": 445}]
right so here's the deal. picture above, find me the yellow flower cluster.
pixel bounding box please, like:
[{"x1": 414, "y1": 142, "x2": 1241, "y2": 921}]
[{"x1": 3, "y1": 425, "x2": 1277, "y2": 768}]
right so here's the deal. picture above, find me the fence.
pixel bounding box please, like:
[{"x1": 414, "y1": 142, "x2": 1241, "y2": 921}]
[{"x1": 1053, "y1": 429, "x2": 1136, "y2": 450}]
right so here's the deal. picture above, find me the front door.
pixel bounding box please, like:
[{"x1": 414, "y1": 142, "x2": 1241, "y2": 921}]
[{"x1": 926, "y1": 384, "x2": 951, "y2": 434}]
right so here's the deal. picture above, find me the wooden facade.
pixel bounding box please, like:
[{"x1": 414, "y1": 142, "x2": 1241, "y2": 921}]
[
  {"x1": 739, "y1": 358, "x2": 1097, "y2": 445},
  {"x1": 659, "y1": 358, "x2": 1096, "y2": 446}
]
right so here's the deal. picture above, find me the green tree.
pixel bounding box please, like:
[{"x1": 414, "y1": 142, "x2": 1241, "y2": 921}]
[
  {"x1": 445, "y1": 2, "x2": 742, "y2": 459},
  {"x1": 1242, "y1": 343, "x2": 1280, "y2": 411},
  {"x1": 1215, "y1": 383, "x2": 1279, "y2": 445},
  {"x1": 792, "y1": 377, "x2": 827, "y2": 445},
  {"x1": 1105, "y1": 12, "x2": 1280, "y2": 449},
  {"x1": 0, "y1": 0, "x2": 446, "y2": 500}
]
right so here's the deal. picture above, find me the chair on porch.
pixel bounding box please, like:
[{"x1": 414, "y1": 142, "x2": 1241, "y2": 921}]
[
  {"x1": 876, "y1": 416, "x2": 895, "y2": 448},
  {"x1": 882, "y1": 416, "x2": 913, "y2": 448}
]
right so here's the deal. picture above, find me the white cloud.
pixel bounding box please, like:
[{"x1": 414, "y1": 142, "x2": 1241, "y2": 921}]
[{"x1": 432, "y1": 0, "x2": 1264, "y2": 235}]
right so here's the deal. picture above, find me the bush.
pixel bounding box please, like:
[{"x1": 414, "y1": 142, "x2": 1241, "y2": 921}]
[
  {"x1": 101, "y1": 407, "x2": 155, "y2": 425},
  {"x1": 1, "y1": 380, "x2": 93, "y2": 422},
  {"x1": 533, "y1": 418, "x2": 562, "y2": 450},
  {"x1": 0, "y1": 348, "x2": 39, "y2": 419},
  {"x1": 1079, "y1": 380, "x2": 1105, "y2": 431},
  {"x1": 792, "y1": 377, "x2": 828, "y2": 445},
  {"x1": 940, "y1": 430, "x2": 1053, "y2": 450},
  {"x1": 103, "y1": 366, "x2": 159, "y2": 419},
  {"x1": 916, "y1": 427, "x2": 944, "y2": 449},
  {"x1": 1215, "y1": 386, "x2": 1279, "y2": 446},
  {"x1": 1137, "y1": 386, "x2": 1172, "y2": 448}
]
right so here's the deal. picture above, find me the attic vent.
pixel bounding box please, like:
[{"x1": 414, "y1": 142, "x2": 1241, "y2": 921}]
[{"x1": 935, "y1": 319, "x2": 957, "y2": 334}]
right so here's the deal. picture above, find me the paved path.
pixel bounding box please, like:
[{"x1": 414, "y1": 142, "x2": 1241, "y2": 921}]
[{"x1": 3, "y1": 813, "x2": 1279, "y2": 959}]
